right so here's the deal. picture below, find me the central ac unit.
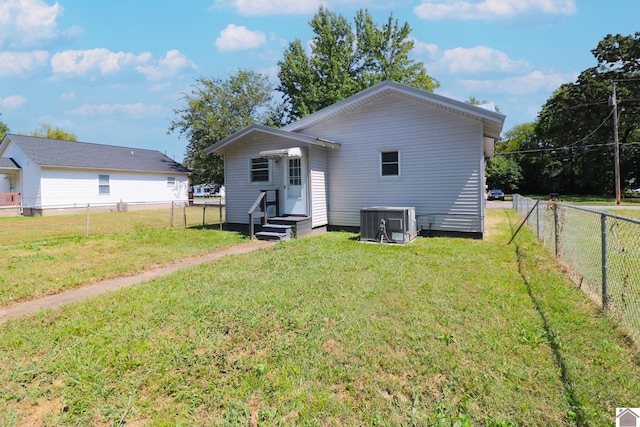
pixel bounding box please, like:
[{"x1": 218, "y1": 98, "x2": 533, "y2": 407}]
[{"x1": 360, "y1": 206, "x2": 417, "y2": 244}]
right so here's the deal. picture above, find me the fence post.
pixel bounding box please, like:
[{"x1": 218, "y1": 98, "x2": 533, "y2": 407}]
[
  {"x1": 183, "y1": 203, "x2": 187, "y2": 228},
  {"x1": 170, "y1": 201, "x2": 174, "y2": 228},
  {"x1": 601, "y1": 213, "x2": 608, "y2": 310},
  {"x1": 202, "y1": 204, "x2": 206, "y2": 227},
  {"x1": 554, "y1": 202, "x2": 559, "y2": 258},
  {"x1": 219, "y1": 199, "x2": 223, "y2": 230},
  {"x1": 86, "y1": 203, "x2": 90, "y2": 237},
  {"x1": 536, "y1": 202, "x2": 540, "y2": 239}
]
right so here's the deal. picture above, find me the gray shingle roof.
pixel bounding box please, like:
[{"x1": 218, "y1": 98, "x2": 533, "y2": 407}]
[
  {"x1": 0, "y1": 157, "x2": 19, "y2": 170},
  {"x1": 4, "y1": 134, "x2": 189, "y2": 174}
]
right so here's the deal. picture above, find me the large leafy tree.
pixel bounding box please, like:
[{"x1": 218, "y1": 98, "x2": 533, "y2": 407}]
[
  {"x1": 169, "y1": 70, "x2": 282, "y2": 185},
  {"x1": 277, "y1": 7, "x2": 438, "y2": 121},
  {"x1": 535, "y1": 32, "x2": 640, "y2": 195}
]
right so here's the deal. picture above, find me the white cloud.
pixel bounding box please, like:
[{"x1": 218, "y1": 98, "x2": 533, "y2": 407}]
[
  {"x1": 0, "y1": 95, "x2": 27, "y2": 109},
  {"x1": 458, "y1": 70, "x2": 576, "y2": 95},
  {"x1": 213, "y1": 0, "x2": 322, "y2": 16},
  {"x1": 0, "y1": 0, "x2": 74, "y2": 47},
  {"x1": 136, "y1": 50, "x2": 197, "y2": 81},
  {"x1": 430, "y1": 46, "x2": 529, "y2": 74},
  {"x1": 0, "y1": 50, "x2": 49, "y2": 77},
  {"x1": 414, "y1": 0, "x2": 577, "y2": 21},
  {"x1": 51, "y1": 48, "x2": 151, "y2": 77},
  {"x1": 411, "y1": 38, "x2": 440, "y2": 60},
  {"x1": 67, "y1": 102, "x2": 164, "y2": 117},
  {"x1": 215, "y1": 24, "x2": 267, "y2": 52}
]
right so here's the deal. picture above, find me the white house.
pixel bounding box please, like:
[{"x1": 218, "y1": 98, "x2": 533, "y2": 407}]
[
  {"x1": 0, "y1": 134, "x2": 190, "y2": 213},
  {"x1": 204, "y1": 80, "x2": 505, "y2": 239}
]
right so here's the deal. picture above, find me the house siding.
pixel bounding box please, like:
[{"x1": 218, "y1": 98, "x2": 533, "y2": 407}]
[
  {"x1": 1, "y1": 141, "x2": 42, "y2": 206},
  {"x1": 309, "y1": 145, "x2": 329, "y2": 227},
  {"x1": 223, "y1": 133, "x2": 292, "y2": 225},
  {"x1": 299, "y1": 92, "x2": 485, "y2": 233},
  {"x1": 39, "y1": 168, "x2": 189, "y2": 207}
]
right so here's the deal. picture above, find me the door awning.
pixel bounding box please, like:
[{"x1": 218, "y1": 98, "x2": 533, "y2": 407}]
[{"x1": 259, "y1": 147, "x2": 303, "y2": 158}]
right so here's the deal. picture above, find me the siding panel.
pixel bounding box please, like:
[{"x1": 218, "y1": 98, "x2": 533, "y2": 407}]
[
  {"x1": 309, "y1": 145, "x2": 328, "y2": 227},
  {"x1": 39, "y1": 169, "x2": 189, "y2": 207}
]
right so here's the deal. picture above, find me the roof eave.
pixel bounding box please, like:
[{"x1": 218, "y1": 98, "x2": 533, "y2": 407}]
[
  {"x1": 40, "y1": 164, "x2": 190, "y2": 174},
  {"x1": 204, "y1": 124, "x2": 340, "y2": 154}
]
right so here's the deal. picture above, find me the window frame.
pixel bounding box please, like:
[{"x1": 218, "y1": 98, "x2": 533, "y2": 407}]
[
  {"x1": 379, "y1": 149, "x2": 401, "y2": 179},
  {"x1": 98, "y1": 174, "x2": 110, "y2": 195},
  {"x1": 249, "y1": 157, "x2": 271, "y2": 184},
  {"x1": 167, "y1": 176, "x2": 176, "y2": 187}
]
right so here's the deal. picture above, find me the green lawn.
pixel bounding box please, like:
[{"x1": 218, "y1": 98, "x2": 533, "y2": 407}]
[
  {"x1": 1, "y1": 209, "x2": 638, "y2": 426},
  {"x1": 0, "y1": 204, "x2": 225, "y2": 247},
  {"x1": 0, "y1": 227, "x2": 245, "y2": 307}
]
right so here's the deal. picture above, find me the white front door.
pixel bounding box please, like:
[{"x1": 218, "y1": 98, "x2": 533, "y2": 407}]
[{"x1": 284, "y1": 156, "x2": 307, "y2": 215}]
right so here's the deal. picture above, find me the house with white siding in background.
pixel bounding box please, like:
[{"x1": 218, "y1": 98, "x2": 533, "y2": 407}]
[
  {"x1": 0, "y1": 134, "x2": 190, "y2": 215},
  {"x1": 204, "y1": 80, "x2": 505, "y2": 240}
]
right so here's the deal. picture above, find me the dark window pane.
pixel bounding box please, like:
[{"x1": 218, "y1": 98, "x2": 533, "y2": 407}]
[
  {"x1": 381, "y1": 151, "x2": 398, "y2": 163},
  {"x1": 381, "y1": 151, "x2": 399, "y2": 176},
  {"x1": 382, "y1": 163, "x2": 399, "y2": 176}
]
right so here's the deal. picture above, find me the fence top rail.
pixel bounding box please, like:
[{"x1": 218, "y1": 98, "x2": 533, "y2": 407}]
[
  {"x1": 556, "y1": 202, "x2": 640, "y2": 225},
  {"x1": 515, "y1": 195, "x2": 640, "y2": 225}
]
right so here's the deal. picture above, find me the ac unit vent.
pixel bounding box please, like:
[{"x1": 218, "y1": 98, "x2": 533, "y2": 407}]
[{"x1": 360, "y1": 207, "x2": 417, "y2": 244}]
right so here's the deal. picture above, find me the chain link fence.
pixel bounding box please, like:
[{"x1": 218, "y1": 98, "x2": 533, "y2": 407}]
[
  {"x1": 513, "y1": 194, "x2": 640, "y2": 343},
  {"x1": 0, "y1": 199, "x2": 225, "y2": 248}
]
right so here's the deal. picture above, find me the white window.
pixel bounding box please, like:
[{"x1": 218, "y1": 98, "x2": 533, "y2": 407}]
[
  {"x1": 380, "y1": 150, "x2": 400, "y2": 177},
  {"x1": 250, "y1": 157, "x2": 270, "y2": 183},
  {"x1": 167, "y1": 176, "x2": 176, "y2": 187},
  {"x1": 98, "y1": 174, "x2": 110, "y2": 194}
]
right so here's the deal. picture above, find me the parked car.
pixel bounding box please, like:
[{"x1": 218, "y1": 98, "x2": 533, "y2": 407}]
[{"x1": 487, "y1": 189, "x2": 505, "y2": 201}]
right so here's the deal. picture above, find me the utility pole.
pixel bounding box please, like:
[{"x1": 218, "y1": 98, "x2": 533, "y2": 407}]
[{"x1": 610, "y1": 81, "x2": 621, "y2": 205}]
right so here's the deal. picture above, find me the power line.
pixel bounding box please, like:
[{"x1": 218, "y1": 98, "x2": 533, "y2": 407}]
[{"x1": 496, "y1": 141, "x2": 640, "y2": 156}]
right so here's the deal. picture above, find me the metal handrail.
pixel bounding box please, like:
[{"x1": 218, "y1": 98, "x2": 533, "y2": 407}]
[
  {"x1": 248, "y1": 192, "x2": 267, "y2": 239},
  {"x1": 247, "y1": 190, "x2": 281, "y2": 239}
]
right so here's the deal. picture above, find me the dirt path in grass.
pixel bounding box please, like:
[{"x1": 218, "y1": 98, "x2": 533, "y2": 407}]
[{"x1": 0, "y1": 240, "x2": 274, "y2": 324}]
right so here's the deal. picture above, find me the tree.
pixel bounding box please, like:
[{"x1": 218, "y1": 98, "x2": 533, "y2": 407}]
[
  {"x1": 535, "y1": 32, "x2": 640, "y2": 195},
  {"x1": 277, "y1": 7, "x2": 438, "y2": 121},
  {"x1": 169, "y1": 70, "x2": 282, "y2": 185},
  {"x1": 496, "y1": 122, "x2": 553, "y2": 195},
  {"x1": 0, "y1": 114, "x2": 8, "y2": 139},
  {"x1": 31, "y1": 124, "x2": 77, "y2": 141},
  {"x1": 485, "y1": 155, "x2": 522, "y2": 193}
]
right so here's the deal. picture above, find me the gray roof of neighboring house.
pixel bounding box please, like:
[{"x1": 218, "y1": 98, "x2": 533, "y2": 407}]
[
  {"x1": 0, "y1": 157, "x2": 20, "y2": 170},
  {"x1": 2, "y1": 134, "x2": 189, "y2": 174}
]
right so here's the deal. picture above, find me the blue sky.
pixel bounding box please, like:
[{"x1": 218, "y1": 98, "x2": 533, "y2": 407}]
[{"x1": 0, "y1": 0, "x2": 638, "y2": 162}]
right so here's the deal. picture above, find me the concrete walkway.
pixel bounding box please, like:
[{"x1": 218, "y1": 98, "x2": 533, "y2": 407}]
[{"x1": 0, "y1": 240, "x2": 274, "y2": 324}]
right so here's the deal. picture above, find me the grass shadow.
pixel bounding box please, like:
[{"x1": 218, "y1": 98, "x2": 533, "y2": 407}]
[{"x1": 506, "y1": 211, "x2": 587, "y2": 426}]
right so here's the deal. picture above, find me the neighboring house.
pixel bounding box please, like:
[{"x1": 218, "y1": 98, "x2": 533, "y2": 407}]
[
  {"x1": 0, "y1": 134, "x2": 190, "y2": 212},
  {"x1": 204, "y1": 80, "x2": 505, "y2": 238}
]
